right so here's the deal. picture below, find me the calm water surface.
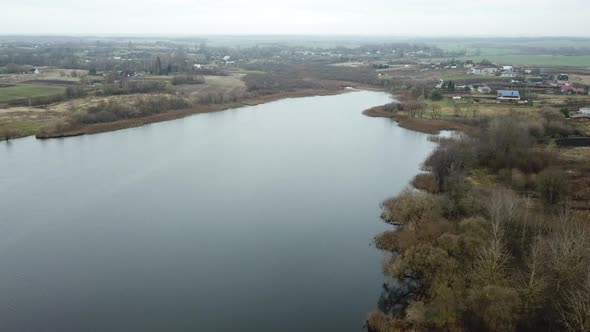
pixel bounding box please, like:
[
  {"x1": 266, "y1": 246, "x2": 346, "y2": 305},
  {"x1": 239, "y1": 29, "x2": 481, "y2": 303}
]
[{"x1": 0, "y1": 91, "x2": 435, "y2": 331}]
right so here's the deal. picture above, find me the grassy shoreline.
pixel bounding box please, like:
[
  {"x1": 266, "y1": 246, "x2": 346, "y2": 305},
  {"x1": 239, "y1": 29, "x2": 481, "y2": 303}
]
[
  {"x1": 362, "y1": 105, "x2": 471, "y2": 134},
  {"x1": 31, "y1": 88, "x2": 347, "y2": 140}
]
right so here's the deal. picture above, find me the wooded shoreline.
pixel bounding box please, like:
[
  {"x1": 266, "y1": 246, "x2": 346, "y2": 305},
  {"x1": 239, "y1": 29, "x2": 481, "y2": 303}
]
[{"x1": 365, "y1": 102, "x2": 590, "y2": 332}]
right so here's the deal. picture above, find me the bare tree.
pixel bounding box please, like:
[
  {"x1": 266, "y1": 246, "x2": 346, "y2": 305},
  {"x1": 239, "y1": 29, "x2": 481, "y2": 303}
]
[
  {"x1": 519, "y1": 238, "x2": 548, "y2": 317},
  {"x1": 558, "y1": 270, "x2": 590, "y2": 332},
  {"x1": 546, "y1": 222, "x2": 587, "y2": 293},
  {"x1": 430, "y1": 104, "x2": 441, "y2": 119}
]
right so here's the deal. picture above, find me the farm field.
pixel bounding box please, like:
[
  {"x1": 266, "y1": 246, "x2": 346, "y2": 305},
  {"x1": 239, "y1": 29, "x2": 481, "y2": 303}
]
[
  {"x1": 429, "y1": 55, "x2": 590, "y2": 67},
  {"x1": 0, "y1": 84, "x2": 66, "y2": 103}
]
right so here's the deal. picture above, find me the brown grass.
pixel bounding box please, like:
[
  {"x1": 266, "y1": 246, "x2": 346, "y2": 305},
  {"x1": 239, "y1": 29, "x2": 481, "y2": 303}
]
[{"x1": 364, "y1": 105, "x2": 472, "y2": 134}]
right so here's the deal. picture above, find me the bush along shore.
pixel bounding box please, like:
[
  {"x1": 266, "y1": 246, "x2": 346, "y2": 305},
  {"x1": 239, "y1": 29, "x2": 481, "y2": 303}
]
[{"x1": 367, "y1": 109, "x2": 590, "y2": 332}]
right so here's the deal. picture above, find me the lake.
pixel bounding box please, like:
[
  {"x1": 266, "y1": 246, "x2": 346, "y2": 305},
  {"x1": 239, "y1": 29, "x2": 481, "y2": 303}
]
[{"x1": 0, "y1": 90, "x2": 436, "y2": 331}]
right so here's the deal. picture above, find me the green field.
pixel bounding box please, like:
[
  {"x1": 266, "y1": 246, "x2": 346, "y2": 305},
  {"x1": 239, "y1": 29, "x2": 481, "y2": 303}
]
[
  {"x1": 0, "y1": 84, "x2": 66, "y2": 103},
  {"x1": 430, "y1": 54, "x2": 590, "y2": 67},
  {"x1": 430, "y1": 38, "x2": 590, "y2": 67},
  {"x1": 462, "y1": 55, "x2": 590, "y2": 67}
]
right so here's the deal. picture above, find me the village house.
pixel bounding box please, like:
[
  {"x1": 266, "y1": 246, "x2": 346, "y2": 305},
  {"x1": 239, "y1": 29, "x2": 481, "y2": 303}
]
[
  {"x1": 477, "y1": 85, "x2": 492, "y2": 94},
  {"x1": 528, "y1": 77, "x2": 545, "y2": 85},
  {"x1": 501, "y1": 70, "x2": 518, "y2": 78},
  {"x1": 560, "y1": 84, "x2": 587, "y2": 94},
  {"x1": 557, "y1": 74, "x2": 569, "y2": 84},
  {"x1": 571, "y1": 107, "x2": 590, "y2": 121},
  {"x1": 497, "y1": 90, "x2": 521, "y2": 103},
  {"x1": 23, "y1": 68, "x2": 40, "y2": 75},
  {"x1": 469, "y1": 65, "x2": 498, "y2": 75},
  {"x1": 561, "y1": 85, "x2": 575, "y2": 94}
]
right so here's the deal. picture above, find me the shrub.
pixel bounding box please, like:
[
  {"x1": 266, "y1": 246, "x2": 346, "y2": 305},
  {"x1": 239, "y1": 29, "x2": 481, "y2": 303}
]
[
  {"x1": 466, "y1": 286, "x2": 522, "y2": 332},
  {"x1": 127, "y1": 80, "x2": 168, "y2": 94},
  {"x1": 65, "y1": 86, "x2": 87, "y2": 99},
  {"x1": 536, "y1": 167, "x2": 568, "y2": 206},
  {"x1": 439, "y1": 174, "x2": 484, "y2": 220},
  {"x1": 558, "y1": 273, "x2": 590, "y2": 332},
  {"x1": 171, "y1": 75, "x2": 205, "y2": 85},
  {"x1": 381, "y1": 188, "x2": 439, "y2": 230},
  {"x1": 430, "y1": 90, "x2": 443, "y2": 101},
  {"x1": 476, "y1": 116, "x2": 538, "y2": 172},
  {"x1": 100, "y1": 80, "x2": 169, "y2": 96},
  {"x1": 80, "y1": 95, "x2": 189, "y2": 124},
  {"x1": 545, "y1": 120, "x2": 574, "y2": 138},
  {"x1": 411, "y1": 173, "x2": 438, "y2": 193},
  {"x1": 424, "y1": 138, "x2": 474, "y2": 192},
  {"x1": 382, "y1": 102, "x2": 399, "y2": 113},
  {"x1": 386, "y1": 244, "x2": 460, "y2": 292}
]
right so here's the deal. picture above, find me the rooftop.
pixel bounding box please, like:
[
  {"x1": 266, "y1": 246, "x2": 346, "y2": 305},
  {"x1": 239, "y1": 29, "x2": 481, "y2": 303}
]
[{"x1": 497, "y1": 90, "x2": 520, "y2": 98}]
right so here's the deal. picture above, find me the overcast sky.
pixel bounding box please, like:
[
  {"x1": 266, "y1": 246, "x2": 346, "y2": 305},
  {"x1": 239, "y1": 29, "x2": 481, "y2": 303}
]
[{"x1": 2, "y1": 0, "x2": 589, "y2": 36}]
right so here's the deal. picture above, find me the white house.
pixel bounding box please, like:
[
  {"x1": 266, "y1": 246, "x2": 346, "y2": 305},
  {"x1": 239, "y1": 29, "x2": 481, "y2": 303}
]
[
  {"x1": 470, "y1": 66, "x2": 498, "y2": 75},
  {"x1": 501, "y1": 70, "x2": 518, "y2": 78},
  {"x1": 477, "y1": 86, "x2": 492, "y2": 94},
  {"x1": 497, "y1": 90, "x2": 521, "y2": 102}
]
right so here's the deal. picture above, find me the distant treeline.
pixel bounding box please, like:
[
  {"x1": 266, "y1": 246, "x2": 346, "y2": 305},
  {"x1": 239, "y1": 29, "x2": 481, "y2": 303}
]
[
  {"x1": 520, "y1": 46, "x2": 590, "y2": 56},
  {"x1": 241, "y1": 62, "x2": 380, "y2": 94},
  {"x1": 99, "y1": 80, "x2": 169, "y2": 96}
]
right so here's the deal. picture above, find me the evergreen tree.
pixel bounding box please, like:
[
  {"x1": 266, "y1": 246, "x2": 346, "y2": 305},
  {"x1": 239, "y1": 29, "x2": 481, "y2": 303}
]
[{"x1": 154, "y1": 56, "x2": 162, "y2": 75}]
